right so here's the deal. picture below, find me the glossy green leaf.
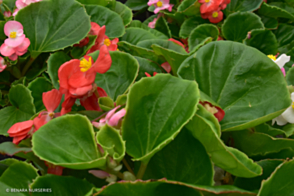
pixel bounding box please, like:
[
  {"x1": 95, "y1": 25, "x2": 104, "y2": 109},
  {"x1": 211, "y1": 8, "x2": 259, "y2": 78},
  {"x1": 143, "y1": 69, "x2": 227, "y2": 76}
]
[
  {"x1": 221, "y1": 12, "x2": 264, "y2": 42},
  {"x1": 179, "y1": 16, "x2": 208, "y2": 39},
  {"x1": 98, "y1": 97, "x2": 114, "y2": 111},
  {"x1": 88, "y1": 51, "x2": 139, "y2": 101},
  {"x1": 0, "y1": 142, "x2": 31, "y2": 156},
  {"x1": 85, "y1": 5, "x2": 125, "y2": 38},
  {"x1": 0, "y1": 21, "x2": 6, "y2": 40},
  {"x1": 76, "y1": 0, "x2": 115, "y2": 8},
  {"x1": 258, "y1": 159, "x2": 294, "y2": 196},
  {"x1": 222, "y1": 129, "x2": 294, "y2": 157},
  {"x1": 143, "y1": 128, "x2": 213, "y2": 186},
  {"x1": 96, "y1": 179, "x2": 255, "y2": 196},
  {"x1": 273, "y1": 23, "x2": 294, "y2": 52},
  {"x1": 96, "y1": 124, "x2": 125, "y2": 162},
  {"x1": 114, "y1": 2, "x2": 133, "y2": 26},
  {"x1": 31, "y1": 175, "x2": 93, "y2": 196},
  {"x1": 185, "y1": 105, "x2": 262, "y2": 178},
  {"x1": 155, "y1": 17, "x2": 171, "y2": 38},
  {"x1": 71, "y1": 35, "x2": 97, "y2": 59},
  {"x1": 286, "y1": 66, "x2": 294, "y2": 86},
  {"x1": 260, "y1": 15, "x2": 278, "y2": 30},
  {"x1": 134, "y1": 56, "x2": 162, "y2": 81},
  {"x1": 188, "y1": 24, "x2": 219, "y2": 53},
  {"x1": 254, "y1": 123, "x2": 286, "y2": 137},
  {"x1": 28, "y1": 77, "x2": 53, "y2": 112},
  {"x1": 178, "y1": 41, "x2": 291, "y2": 131},
  {"x1": 0, "y1": 84, "x2": 35, "y2": 136},
  {"x1": 258, "y1": 2, "x2": 294, "y2": 21},
  {"x1": 47, "y1": 51, "x2": 71, "y2": 89},
  {"x1": 2, "y1": 0, "x2": 17, "y2": 12},
  {"x1": 137, "y1": 39, "x2": 187, "y2": 54},
  {"x1": 244, "y1": 29, "x2": 278, "y2": 55},
  {"x1": 177, "y1": 0, "x2": 201, "y2": 16},
  {"x1": 234, "y1": 159, "x2": 284, "y2": 192},
  {"x1": 152, "y1": 44, "x2": 188, "y2": 75},
  {"x1": 122, "y1": 74, "x2": 199, "y2": 163},
  {"x1": 0, "y1": 161, "x2": 38, "y2": 196},
  {"x1": 125, "y1": 0, "x2": 148, "y2": 11},
  {"x1": 224, "y1": 0, "x2": 263, "y2": 16},
  {"x1": 32, "y1": 114, "x2": 107, "y2": 169},
  {"x1": 15, "y1": 0, "x2": 91, "y2": 56}
]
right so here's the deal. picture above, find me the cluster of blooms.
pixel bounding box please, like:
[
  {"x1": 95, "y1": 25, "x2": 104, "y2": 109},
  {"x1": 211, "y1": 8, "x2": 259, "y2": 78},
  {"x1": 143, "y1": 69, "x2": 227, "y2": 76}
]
[
  {"x1": 75, "y1": 22, "x2": 118, "y2": 53},
  {"x1": 199, "y1": 0, "x2": 231, "y2": 23},
  {"x1": 13, "y1": 0, "x2": 42, "y2": 16},
  {"x1": 147, "y1": 0, "x2": 173, "y2": 14},
  {"x1": 0, "y1": 21, "x2": 30, "y2": 61}
]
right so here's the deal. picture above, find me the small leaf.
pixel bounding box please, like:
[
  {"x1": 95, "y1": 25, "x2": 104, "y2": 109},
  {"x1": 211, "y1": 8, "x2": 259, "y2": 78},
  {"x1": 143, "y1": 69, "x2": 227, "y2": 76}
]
[
  {"x1": 0, "y1": 142, "x2": 32, "y2": 156},
  {"x1": 122, "y1": 74, "x2": 199, "y2": 163}
]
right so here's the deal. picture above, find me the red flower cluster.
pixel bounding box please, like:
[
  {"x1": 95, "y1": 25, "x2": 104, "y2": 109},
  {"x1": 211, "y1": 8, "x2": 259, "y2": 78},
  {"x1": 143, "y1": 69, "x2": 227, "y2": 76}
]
[{"x1": 199, "y1": 0, "x2": 230, "y2": 23}]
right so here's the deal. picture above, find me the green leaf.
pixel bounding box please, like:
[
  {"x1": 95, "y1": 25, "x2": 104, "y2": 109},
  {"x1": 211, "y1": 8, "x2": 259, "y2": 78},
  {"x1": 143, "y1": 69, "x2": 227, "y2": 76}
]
[
  {"x1": 177, "y1": 0, "x2": 201, "y2": 16},
  {"x1": 15, "y1": 0, "x2": 91, "y2": 55},
  {"x1": 125, "y1": 0, "x2": 148, "y2": 11},
  {"x1": 0, "y1": 142, "x2": 31, "y2": 156},
  {"x1": 286, "y1": 66, "x2": 294, "y2": 86},
  {"x1": 134, "y1": 56, "x2": 162, "y2": 81},
  {"x1": 0, "y1": 161, "x2": 38, "y2": 196},
  {"x1": 76, "y1": 0, "x2": 115, "y2": 8},
  {"x1": 121, "y1": 27, "x2": 165, "y2": 45},
  {"x1": 2, "y1": 0, "x2": 16, "y2": 12},
  {"x1": 32, "y1": 114, "x2": 107, "y2": 169},
  {"x1": 221, "y1": 12, "x2": 264, "y2": 42},
  {"x1": 96, "y1": 124, "x2": 125, "y2": 162},
  {"x1": 188, "y1": 24, "x2": 219, "y2": 53},
  {"x1": 222, "y1": 129, "x2": 294, "y2": 157},
  {"x1": 122, "y1": 74, "x2": 199, "y2": 163},
  {"x1": 143, "y1": 128, "x2": 213, "y2": 185},
  {"x1": 224, "y1": 0, "x2": 263, "y2": 16},
  {"x1": 0, "y1": 84, "x2": 35, "y2": 136},
  {"x1": 258, "y1": 159, "x2": 294, "y2": 196},
  {"x1": 28, "y1": 77, "x2": 53, "y2": 112},
  {"x1": 137, "y1": 39, "x2": 187, "y2": 54},
  {"x1": 88, "y1": 51, "x2": 139, "y2": 101},
  {"x1": 155, "y1": 17, "x2": 171, "y2": 38},
  {"x1": 179, "y1": 16, "x2": 208, "y2": 39},
  {"x1": 260, "y1": 15, "x2": 278, "y2": 30},
  {"x1": 178, "y1": 41, "x2": 291, "y2": 131},
  {"x1": 47, "y1": 51, "x2": 71, "y2": 89},
  {"x1": 71, "y1": 35, "x2": 97, "y2": 59},
  {"x1": 244, "y1": 29, "x2": 278, "y2": 55},
  {"x1": 273, "y1": 23, "x2": 294, "y2": 52},
  {"x1": 185, "y1": 105, "x2": 262, "y2": 178},
  {"x1": 114, "y1": 2, "x2": 133, "y2": 26},
  {"x1": 98, "y1": 97, "x2": 115, "y2": 111},
  {"x1": 258, "y1": 2, "x2": 294, "y2": 21},
  {"x1": 96, "y1": 179, "x2": 256, "y2": 196},
  {"x1": 282, "y1": 123, "x2": 294, "y2": 137},
  {"x1": 0, "y1": 21, "x2": 6, "y2": 40},
  {"x1": 254, "y1": 123, "x2": 286, "y2": 137},
  {"x1": 31, "y1": 175, "x2": 93, "y2": 196},
  {"x1": 85, "y1": 5, "x2": 125, "y2": 38},
  {"x1": 234, "y1": 159, "x2": 284, "y2": 192},
  {"x1": 152, "y1": 44, "x2": 188, "y2": 75}
]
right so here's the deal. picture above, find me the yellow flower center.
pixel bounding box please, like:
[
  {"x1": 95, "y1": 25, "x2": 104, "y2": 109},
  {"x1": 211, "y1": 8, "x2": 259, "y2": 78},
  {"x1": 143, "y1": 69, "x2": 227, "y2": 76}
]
[
  {"x1": 156, "y1": 1, "x2": 163, "y2": 7},
  {"x1": 10, "y1": 31, "x2": 16, "y2": 39},
  {"x1": 212, "y1": 11, "x2": 219, "y2": 18},
  {"x1": 267, "y1": 55, "x2": 276, "y2": 61},
  {"x1": 104, "y1": 39, "x2": 111, "y2": 47},
  {"x1": 79, "y1": 57, "x2": 92, "y2": 72},
  {"x1": 205, "y1": 0, "x2": 210, "y2": 2},
  {"x1": 292, "y1": 102, "x2": 294, "y2": 110},
  {"x1": 204, "y1": 103, "x2": 218, "y2": 114}
]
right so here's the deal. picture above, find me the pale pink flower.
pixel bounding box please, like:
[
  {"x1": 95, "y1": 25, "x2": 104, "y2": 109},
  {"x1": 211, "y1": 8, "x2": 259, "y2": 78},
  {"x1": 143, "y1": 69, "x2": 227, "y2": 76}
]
[
  {"x1": 4, "y1": 11, "x2": 12, "y2": 17},
  {"x1": 14, "y1": 0, "x2": 42, "y2": 16},
  {"x1": 148, "y1": 18, "x2": 157, "y2": 28},
  {"x1": 4, "y1": 21, "x2": 25, "y2": 47},
  {"x1": 92, "y1": 106, "x2": 126, "y2": 128},
  {"x1": 148, "y1": 0, "x2": 173, "y2": 14},
  {"x1": 0, "y1": 37, "x2": 30, "y2": 61},
  {"x1": 0, "y1": 57, "x2": 7, "y2": 72}
]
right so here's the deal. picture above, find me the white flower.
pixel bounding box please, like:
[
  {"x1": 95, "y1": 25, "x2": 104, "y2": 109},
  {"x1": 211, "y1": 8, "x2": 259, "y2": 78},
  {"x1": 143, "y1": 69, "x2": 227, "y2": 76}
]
[
  {"x1": 268, "y1": 54, "x2": 291, "y2": 69},
  {"x1": 272, "y1": 92, "x2": 294, "y2": 126}
]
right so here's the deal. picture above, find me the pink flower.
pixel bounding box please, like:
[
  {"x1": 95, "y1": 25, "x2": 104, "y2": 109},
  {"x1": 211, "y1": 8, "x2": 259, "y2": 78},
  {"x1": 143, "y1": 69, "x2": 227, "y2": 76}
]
[
  {"x1": 0, "y1": 57, "x2": 7, "y2": 72},
  {"x1": 0, "y1": 38, "x2": 30, "y2": 61},
  {"x1": 148, "y1": 18, "x2": 157, "y2": 29},
  {"x1": 4, "y1": 21, "x2": 25, "y2": 47},
  {"x1": 14, "y1": 0, "x2": 42, "y2": 16},
  {"x1": 4, "y1": 11, "x2": 12, "y2": 17},
  {"x1": 148, "y1": 0, "x2": 173, "y2": 14},
  {"x1": 92, "y1": 106, "x2": 126, "y2": 128}
]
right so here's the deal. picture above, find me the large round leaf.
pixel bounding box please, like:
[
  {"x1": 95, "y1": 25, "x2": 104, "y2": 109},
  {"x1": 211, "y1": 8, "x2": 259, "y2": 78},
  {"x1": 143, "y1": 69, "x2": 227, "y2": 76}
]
[
  {"x1": 15, "y1": 0, "x2": 91, "y2": 57},
  {"x1": 179, "y1": 17, "x2": 208, "y2": 39},
  {"x1": 0, "y1": 85, "x2": 35, "y2": 136},
  {"x1": 122, "y1": 74, "x2": 199, "y2": 163},
  {"x1": 85, "y1": 5, "x2": 125, "y2": 38},
  {"x1": 224, "y1": 0, "x2": 263, "y2": 16},
  {"x1": 89, "y1": 51, "x2": 139, "y2": 101},
  {"x1": 258, "y1": 2, "x2": 294, "y2": 21},
  {"x1": 185, "y1": 105, "x2": 262, "y2": 178},
  {"x1": 32, "y1": 114, "x2": 107, "y2": 169},
  {"x1": 221, "y1": 12, "x2": 264, "y2": 42},
  {"x1": 142, "y1": 128, "x2": 214, "y2": 186},
  {"x1": 114, "y1": 2, "x2": 133, "y2": 26},
  {"x1": 178, "y1": 41, "x2": 291, "y2": 131}
]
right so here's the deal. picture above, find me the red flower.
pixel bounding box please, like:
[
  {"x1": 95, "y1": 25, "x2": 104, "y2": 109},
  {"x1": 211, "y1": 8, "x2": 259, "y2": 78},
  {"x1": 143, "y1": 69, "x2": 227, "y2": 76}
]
[
  {"x1": 7, "y1": 120, "x2": 34, "y2": 144},
  {"x1": 200, "y1": 101, "x2": 225, "y2": 122},
  {"x1": 145, "y1": 72, "x2": 157, "y2": 77},
  {"x1": 45, "y1": 161, "x2": 64, "y2": 176},
  {"x1": 199, "y1": 0, "x2": 222, "y2": 14},
  {"x1": 220, "y1": 0, "x2": 231, "y2": 10},
  {"x1": 202, "y1": 9, "x2": 223, "y2": 23},
  {"x1": 74, "y1": 22, "x2": 100, "y2": 48}
]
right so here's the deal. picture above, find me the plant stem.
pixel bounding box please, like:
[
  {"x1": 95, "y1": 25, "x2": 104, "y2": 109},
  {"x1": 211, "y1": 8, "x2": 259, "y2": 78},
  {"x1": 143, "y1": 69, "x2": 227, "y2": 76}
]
[
  {"x1": 136, "y1": 161, "x2": 149, "y2": 179},
  {"x1": 21, "y1": 57, "x2": 36, "y2": 76},
  {"x1": 122, "y1": 158, "x2": 135, "y2": 175}
]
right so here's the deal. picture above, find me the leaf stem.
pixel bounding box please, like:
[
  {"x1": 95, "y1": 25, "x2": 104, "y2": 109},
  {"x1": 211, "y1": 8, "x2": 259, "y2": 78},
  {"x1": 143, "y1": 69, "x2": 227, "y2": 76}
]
[
  {"x1": 122, "y1": 158, "x2": 135, "y2": 176},
  {"x1": 136, "y1": 161, "x2": 149, "y2": 179},
  {"x1": 21, "y1": 56, "x2": 37, "y2": 76}
]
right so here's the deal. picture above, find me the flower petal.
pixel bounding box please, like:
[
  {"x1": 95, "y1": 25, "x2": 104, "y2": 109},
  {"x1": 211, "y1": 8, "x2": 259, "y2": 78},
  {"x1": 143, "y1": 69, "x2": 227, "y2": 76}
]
[
  {"x1": 108, "y1": 108, "x2": 126, "y2": 126},
  {"x1": 281, "y1": 107, "x2": 294, "y2": 124},
  {"x1": 92, "y1": 45, "x2": 112, "y2": 74},
  {"x1": 275, "y1": 54, "x2": 290, "y2": 68},
  {"x1": 43, "y1": 89, "x2": 62, "y2": 112},
  {"x1": 4, "y1": 21, "x2": 23, "y2": 37},
  {"x1": 4, "y1": 34, "x2": 25, "y2": 47}
]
